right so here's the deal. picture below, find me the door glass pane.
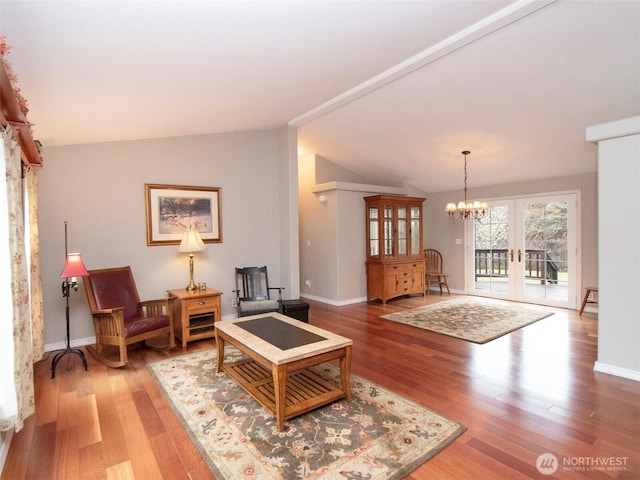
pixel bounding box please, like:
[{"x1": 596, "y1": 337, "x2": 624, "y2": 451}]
[
  {"x1": 410, "y1": 206, "x2": 420, "y2": 255},
  {"x1": 474, "y1": 205, "x2": 509, "y2": 294},
  {"x1": 523, "y1": 201, "x2": 568, "y2": 301},
  {"x1": 383, "y1": 205, "x2": 394, "y2": 257},
  {"x1": 398, "y1": 206, "x2": 407, "y2": 256},
  {"x1": 368, "y1": 207, "x2": 379, "y2": 257}
]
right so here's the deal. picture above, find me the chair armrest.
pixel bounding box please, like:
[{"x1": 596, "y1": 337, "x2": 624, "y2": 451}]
[
  {"x1": 90, "y1": 308, "x2": 125, "y2": 336},
  {"x1": 268, "y1": 287, "x2": 285, "y2": 301},
  {"x1": 140, "y1": 298, "x2": 170, "y2": 307},
  {"x1": 140, "y1": 299, "x2": 172, "y2": 319},
  {"x1": 93, "y1": 306, "x2": 125, "y2": 315}
]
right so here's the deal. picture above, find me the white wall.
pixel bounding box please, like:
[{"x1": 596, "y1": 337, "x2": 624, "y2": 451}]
[
  {"x1": 39, "y1": 129, "x2": 285, "y2": 347},
  {"x1": 587, "y1": 116, "x2": 640, "y2": 380}
]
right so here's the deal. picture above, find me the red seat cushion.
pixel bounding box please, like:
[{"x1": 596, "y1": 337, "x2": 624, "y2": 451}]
[{"x1": 124, "y1": 315, "x2": 170, "y2": 338}]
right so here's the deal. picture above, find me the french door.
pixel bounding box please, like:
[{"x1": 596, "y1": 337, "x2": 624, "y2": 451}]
[{"x1": 466, "y1": 193, "x2": 578, "y2": 309}]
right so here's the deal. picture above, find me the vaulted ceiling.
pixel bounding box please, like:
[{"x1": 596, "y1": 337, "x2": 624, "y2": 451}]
[{"x1": 1, "y1": 0, "x2": 638, "y2": 192}]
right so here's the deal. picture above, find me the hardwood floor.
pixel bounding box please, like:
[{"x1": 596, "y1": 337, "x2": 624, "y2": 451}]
[{"x1": 2, "y1": 295, "x2": 639, "y2": 479}]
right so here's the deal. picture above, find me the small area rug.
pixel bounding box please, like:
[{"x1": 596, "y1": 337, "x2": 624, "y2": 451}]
[
  {"x1": 380, "y1": 297, "x2": 554, "y2": 344},
  {"x1": 148, "y1": 348, "x2": 465, "y2": 479}
]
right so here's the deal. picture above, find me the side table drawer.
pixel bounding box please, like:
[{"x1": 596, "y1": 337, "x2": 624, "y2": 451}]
[{"x1": 185, "y1": 296, "x2": 218, "y2": 314}]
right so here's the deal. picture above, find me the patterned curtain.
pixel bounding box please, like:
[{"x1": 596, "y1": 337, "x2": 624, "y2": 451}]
[
  {"x1": 0, "y1": 126, "x2": 35, "y2": 432},
  {"x1": 27, "y1": 167, "x2": 44, "y2": 362}
]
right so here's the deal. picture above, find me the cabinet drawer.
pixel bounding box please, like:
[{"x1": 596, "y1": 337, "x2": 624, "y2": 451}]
[
  {"x1": 185, "y1": 297, "x2": 218, "y2": 313},
  {"x1": 385, "y1": 264, "x2": 414, "y2": 275}
]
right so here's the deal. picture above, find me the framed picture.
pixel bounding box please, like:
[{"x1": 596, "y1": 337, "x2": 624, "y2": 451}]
[{"x1": 145, "y1": 184, "x2": 222, "y2": 245}]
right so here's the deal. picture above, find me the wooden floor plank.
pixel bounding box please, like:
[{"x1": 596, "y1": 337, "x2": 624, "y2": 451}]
[
  {"x1": 52, "y1": 426, "x2": 80, "y2": 480},
  {"x1": 105, "y1": 461, "x2": 135, "y2": 480},
  {"x1": 78, "y1": 441, "x2": 107, "y2": 480},
  {"x1": 2, "y1": 294, "x2": 639, "y2": 479},
  {"x1": 24, "y1": 422, "x2": 57, "y2": 479},
  {"x1": 77, "y1": 394, "x2": 102, "y2": 448}
]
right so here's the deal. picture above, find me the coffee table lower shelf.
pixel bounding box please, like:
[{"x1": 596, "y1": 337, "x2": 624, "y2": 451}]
[{"x1": 223, "y1": 358, "x2": 345, "y2": 423}]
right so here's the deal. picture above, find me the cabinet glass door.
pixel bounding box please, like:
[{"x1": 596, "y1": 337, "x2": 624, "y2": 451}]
[
  {"x1": 410, "y1": 206, "x2": 421, "y2": 255},
  {"x1": 397, "y1": 206, "x2": 407, "y2": 256},
  {"x1": 368, "y1": 207, "x2": 379, "y2": 257},
  {"x1": 383, "y1": 205, "x2": 394, "y2": 257}
]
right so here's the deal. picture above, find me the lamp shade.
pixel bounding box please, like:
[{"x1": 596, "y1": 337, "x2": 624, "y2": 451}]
[
  {"x1": 61, "y1": 253, "x2": 89, "y2": 278},
  {"x1": 178, "y1": 229, "x2": 206, "y2": 253}
]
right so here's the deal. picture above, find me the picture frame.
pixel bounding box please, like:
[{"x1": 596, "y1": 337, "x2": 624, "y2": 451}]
[{"x1": 145, "y1": 183, "x2": 222, "y2": 246}]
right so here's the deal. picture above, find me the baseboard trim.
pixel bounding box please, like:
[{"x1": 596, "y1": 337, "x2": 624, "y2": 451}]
[
  {"x1": 300, "y1": 291, "x2": 464, "y2": 306},
  {"x1": 594, "y1": 361, "x2": 640, "y2": 382},
  {"x1": 300, "y1": 294, "x2": 367, "y2": 306}
]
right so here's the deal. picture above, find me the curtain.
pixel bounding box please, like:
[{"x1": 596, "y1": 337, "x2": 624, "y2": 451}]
[
  {"x1": 27, "y1": 167, "x2": 44, "y2": 362},
  {"x1": 0, "y1": 126, "x2": 35, "y2": 433}
]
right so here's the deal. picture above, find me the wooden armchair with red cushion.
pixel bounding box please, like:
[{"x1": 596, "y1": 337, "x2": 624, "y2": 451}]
[{"x1": 83, "y1": 266, "x2": 175, "y2": 368}]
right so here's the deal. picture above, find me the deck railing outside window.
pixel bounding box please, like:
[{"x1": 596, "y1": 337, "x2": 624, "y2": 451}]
[{"x1": 475, "y1": 249, "x2": 558, "y2": 284}]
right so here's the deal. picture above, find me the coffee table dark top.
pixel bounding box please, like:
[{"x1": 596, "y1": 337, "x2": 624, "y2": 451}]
[
  {"x1": 237, "y1": 316, "x2": 326, "y2": 350},
  {"x1": 215, "y1": 312, "x2": 352, "y2": 365}
]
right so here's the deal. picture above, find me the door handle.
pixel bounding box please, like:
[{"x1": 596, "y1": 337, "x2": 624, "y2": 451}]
[
  {"x1": 518, "y1": 249, "x2": 522, "y2": 262},
  {"x1": 510, "y1": 249, "x2": 514, "y2": 262}
]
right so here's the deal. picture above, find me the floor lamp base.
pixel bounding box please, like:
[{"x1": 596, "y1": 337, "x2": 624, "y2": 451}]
[
  {"x1": 51, "y1": 296, "x2": 89, "y2": 379},
  {"x1": 51, "y1": 347, "x2": 88, "y2": 379}
]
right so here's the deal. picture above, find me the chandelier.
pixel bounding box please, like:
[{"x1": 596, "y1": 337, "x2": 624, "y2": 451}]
[{"x1": 445, "y1": 150, "x2": 488, "y2": 220}]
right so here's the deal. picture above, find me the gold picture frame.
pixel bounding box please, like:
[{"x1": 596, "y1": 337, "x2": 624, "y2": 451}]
[{"x1": 145, "y1": 183, "x2": 222, "y2": 246}]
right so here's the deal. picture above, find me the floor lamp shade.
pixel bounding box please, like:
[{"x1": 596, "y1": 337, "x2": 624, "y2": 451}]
[{"x1": 61, "y1": 253, "x2": 89, "y2": 278}]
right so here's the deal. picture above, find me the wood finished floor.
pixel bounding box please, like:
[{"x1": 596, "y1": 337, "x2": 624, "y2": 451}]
[{"x1": 2, "y1": 294, "x2": 639, "y2": 480}]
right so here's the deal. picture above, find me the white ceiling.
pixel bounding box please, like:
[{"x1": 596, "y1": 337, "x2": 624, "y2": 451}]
[{"x1": 1, "y1": 0, "x2": 639, "y2": 192}]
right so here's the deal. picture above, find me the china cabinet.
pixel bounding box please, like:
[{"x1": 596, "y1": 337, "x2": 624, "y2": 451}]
[{"x1": 365, "y1": 195, "x2": 425, "y2": 303}]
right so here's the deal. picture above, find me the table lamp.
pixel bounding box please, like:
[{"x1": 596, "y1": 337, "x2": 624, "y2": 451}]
[{"x1": 178, "y1": 228, "x2": 206, "y2": 291}]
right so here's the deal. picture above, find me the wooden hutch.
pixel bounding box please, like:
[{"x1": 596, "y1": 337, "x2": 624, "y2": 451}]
[{"x1": 365, "y1": 195, "x2": 425, "y2": 303}]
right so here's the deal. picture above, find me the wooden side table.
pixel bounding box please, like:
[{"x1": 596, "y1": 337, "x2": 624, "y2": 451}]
[{"x1": 167, "y1": 288, "x2": 223, "y2": 348}]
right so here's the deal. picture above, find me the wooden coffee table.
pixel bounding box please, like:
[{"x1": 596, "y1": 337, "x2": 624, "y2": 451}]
[{"x1": 215, "y1": 312, "x2": 352, "y2": 430}]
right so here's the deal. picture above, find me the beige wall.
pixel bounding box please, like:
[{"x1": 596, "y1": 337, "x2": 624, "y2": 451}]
[{"x1": 39, "y1": 129, "x2": 285, "y2": 347}]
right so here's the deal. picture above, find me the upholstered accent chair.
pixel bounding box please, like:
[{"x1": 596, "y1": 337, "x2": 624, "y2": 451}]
[
  {"x1": 83, "y1": 266, "x2": 175, "y2": 367},
  {"x1": 233, "y1": 266, "x2": 284, "y2": 317},
  {"x1": 424, "y1": 249, "x2": 451, "y2": 296}
]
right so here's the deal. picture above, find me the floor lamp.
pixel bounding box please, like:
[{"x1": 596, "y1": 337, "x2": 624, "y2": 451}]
[{"x1": 51, "y1": 222, "x2": 89, "y2": 379}]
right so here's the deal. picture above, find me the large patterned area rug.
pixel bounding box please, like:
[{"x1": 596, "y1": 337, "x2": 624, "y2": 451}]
[
  {"x1": 148, "y1": 348, "x2": 465, "y2": 479},
  {"x1": 381, "y1": 297, "x2": 554, "y2": 344}
]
